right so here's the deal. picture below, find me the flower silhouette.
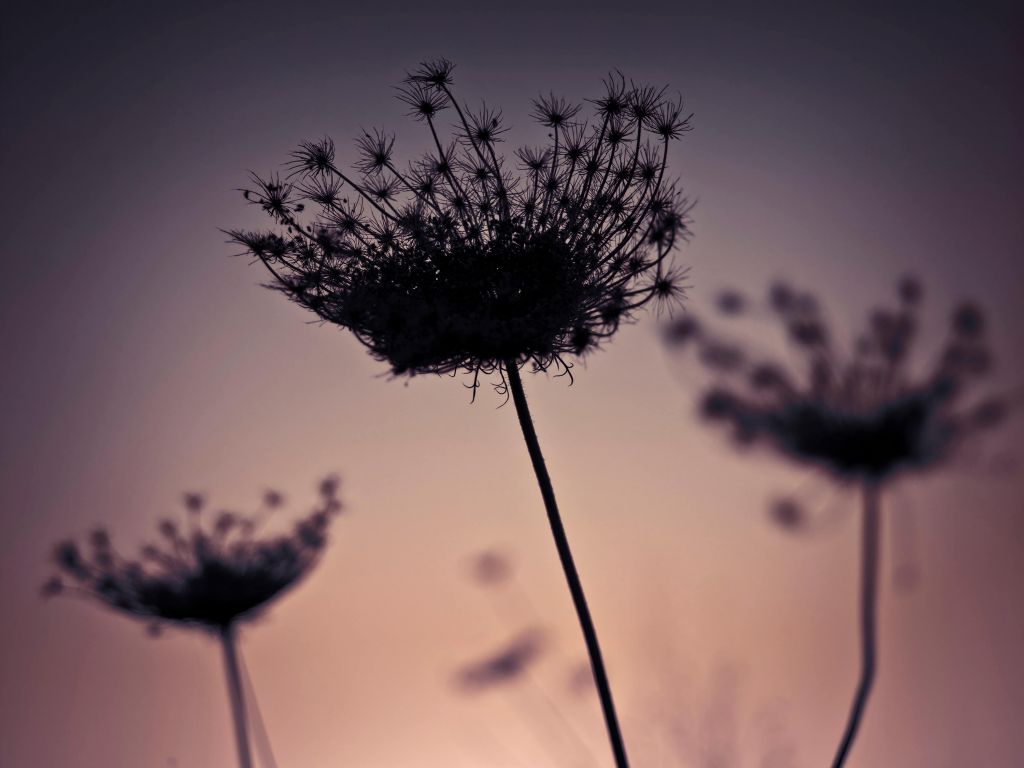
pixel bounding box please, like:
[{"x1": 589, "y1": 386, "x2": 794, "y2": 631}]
[
  {"x1": 666, "y1": 277, "x2": 1010, "y2": 768},
  {"x1": 45, "y1": 478, "x2": 340, "y2": 631},
  {"x1": 44, "y1": 477, "x2": 342, "y2": 768},
  {"x1": 230, "y1": 58, "x2": 691, "y2": 391},
  {"x1": 229, "y1": 60, "x2": 693, "y2": 768},
  {"x1": 666, "y1": 276, "x2": 1005, "y2": 484}
]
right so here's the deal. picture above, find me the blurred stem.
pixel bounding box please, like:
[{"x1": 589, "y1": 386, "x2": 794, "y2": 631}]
[
  {"x1": 831, "y1": 483, "x2": 881, "y2": 768},
  {"x1": 240, "y1": 648, "x2": 278, "y2": 768},
  {"x1": 220, "y1": 624, "x2": 253, "y2": 768},
  {"x1": 504, "y1": 361, "x2": 630, "y2": 768}
]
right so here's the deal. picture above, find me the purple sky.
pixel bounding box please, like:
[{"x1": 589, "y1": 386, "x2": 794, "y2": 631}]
[{"x1": 2, "y1": 1, "x2": 1023, "y2": 766}]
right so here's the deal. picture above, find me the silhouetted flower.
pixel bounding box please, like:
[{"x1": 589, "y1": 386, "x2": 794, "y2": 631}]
[
  {"x1": 229, "y1": 60, "x2": 694, "y2": 768},
  {"x1": 666, "y1": 277, "x2": 1008, "y2": 483},
  {"x1": 455, "y1": 629, "x2": 545, "y2": 693},
  {"x1": 44, "y1": 477, "x2": 342, "y2": 632},
  {"x1": 230, "y1": 60, "x2": 692, "y2": 392},
  {"x1": 44, "y1": 477, "x2": 342, "y2": 768}
]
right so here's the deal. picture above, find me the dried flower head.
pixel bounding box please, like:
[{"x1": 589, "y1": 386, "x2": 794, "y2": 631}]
[
  {"x1": 455, "y1": 629, "x2": 545, "y2": 692},
  {"x1": 44, "y1": 477, "x2": 342, "y2": 632},
  {"x1": 230, "y1": 61, "x2": 693, "y2": 393},
  {"x1": 665, "y1": 277, "x2": 1009, "y2": 483}
]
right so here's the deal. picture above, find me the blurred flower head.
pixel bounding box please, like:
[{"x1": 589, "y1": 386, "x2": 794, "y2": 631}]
[
  {"x1": 230, "y1": 60, "x2": 693, "y2": 393},
  {"x1": 665, "y1": 277, "x2": 1009, "y2": 484},
  {"x1": 768, "y1": 496, "x2": 808, "y2": 531},
  {"x1": 44, "y1": 477, "x2": 342, "y2": 632},
  {"x1": 455, "y1": 628, "x2": 545, "y2": 693},
  {"x1": 469, "y1": 549, "x2": 512, "y2": 586}
]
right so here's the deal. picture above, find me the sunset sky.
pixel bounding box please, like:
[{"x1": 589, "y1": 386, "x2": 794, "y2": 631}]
[{"x1": 2, "y1": 1, "x2": 1023, "y2": 766}]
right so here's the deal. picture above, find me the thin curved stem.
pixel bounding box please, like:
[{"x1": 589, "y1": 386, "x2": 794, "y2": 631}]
[
  {"x1": 220, "y1": 624, "x2": 253, "y2": 768},
  {"x1": 831, "y1": 483, "x2": 881, "y2": 768},
  {"x1": 504, "y1": 361, "x2": 630, "y2": 768}
]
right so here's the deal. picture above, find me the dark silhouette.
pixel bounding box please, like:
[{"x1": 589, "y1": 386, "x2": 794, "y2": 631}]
[
  {"x1": 665, "y1": 277, "x2": 1010, "y2": 767},
  {"x1": 43, "y1": 477, "x2": 342, "y2": 768},
  {"x1": 456, "y1": 628, "x2": 546, "y2": 692},
  {"x1": 229, "y1": 59, "x2": 693, "y2": 767}
]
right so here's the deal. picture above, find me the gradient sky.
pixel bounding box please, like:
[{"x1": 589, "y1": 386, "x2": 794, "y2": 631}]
[{"x1": 2, "y1": 1, "x2": 1023, "y2": 766}]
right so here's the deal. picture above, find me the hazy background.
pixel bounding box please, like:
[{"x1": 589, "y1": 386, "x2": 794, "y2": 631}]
[{"x1": 2, "y1": 1, "x2": 1022, "y2": 766}]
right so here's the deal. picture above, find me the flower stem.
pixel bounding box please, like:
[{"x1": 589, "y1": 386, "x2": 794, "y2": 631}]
[
  {"x1": 504, "y1": 361, "x2": 630, "y2": 768},
  {"x1": 831, "y1": 483, "x2": 881, "y2": 768},
  {"x1": 220, "y1": 624, "x2": 253, "y2": 768}
]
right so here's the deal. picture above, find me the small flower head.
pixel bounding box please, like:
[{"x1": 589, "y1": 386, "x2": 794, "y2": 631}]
[
  {"x1": 288, "y1": 138, "x2": 336, "y2": 177},
  {"x1": 183, "y1": 492, "x2": 205, "y2": 513},
  {"x1": 590, "y1": 72, "x2": 630, "y2": 120},
  {"x1": 644, "y1": 95, "x2": 693, "y2": 140},
  {"x1": 455, "y1": 629, "x2": 545, "y2": 692},
  {"x1": 355, "y1": 129, "x2": 396, "y2": 176},
  {"x1": 396, "y1": 83, "x2": 450, "y2": 121},
  {"x1": 466, "y1": 103, "x2": 508, "y2": 146},
  {"x1": 44, "y1": 478, "x2": 342, "y2": 633},
  {"x1": 769, "y1": 497, "x2": 807, "y2": 530},
  {"x1": 230, "y1": 61, "x2": 693, "y2": 394},
  {"x1": 515, "y1": 146, "x2": 552, "y2": 176},
  {"x1": 469, "y1": 549, "x2": 512, "y2": 586},
  {"x1": 531, "y1": 93, "x2": 582, "y2": 128},
  {"x1": 666, "y1": 277, "x2": 1010, "y2": 483},
  {"x1": 406, "y1": 58, "x2": 456, "y2": 88}
]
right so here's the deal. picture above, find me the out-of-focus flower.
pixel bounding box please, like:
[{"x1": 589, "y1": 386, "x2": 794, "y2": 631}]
[
  {"x1": 768, "y1": 497, "x2": 807, "y2": 531},
  {"x1": 470, "y1": 549, "x2": 513, "y2": 586},
  {"x1": 44, "y1": 477, "x2": 342, "y2": 768},
  {"x1": 455, "y1": 629, "x2": 545, "y2": 693},
  {"x1": 44, "y1": 477, "x2": 342, "y2": 633},
  {"x1": 666, "y1": 276, "x2": 1007, "y2": 484},
  {"x1": 666, "y1": 276, "x2": 1012, "y2": 768}
]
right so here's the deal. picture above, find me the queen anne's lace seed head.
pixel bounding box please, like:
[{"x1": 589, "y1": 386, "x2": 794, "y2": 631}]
[
  {"x1": 44, "y1": 478, "x2": 342, "y2": 633},
  {"x1": 666, "y1": 277, "x2": 1010, "y2": 483},
  {"x1": 229, "y1": 60, "x2": 693, "y2": 396}
]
